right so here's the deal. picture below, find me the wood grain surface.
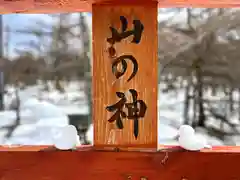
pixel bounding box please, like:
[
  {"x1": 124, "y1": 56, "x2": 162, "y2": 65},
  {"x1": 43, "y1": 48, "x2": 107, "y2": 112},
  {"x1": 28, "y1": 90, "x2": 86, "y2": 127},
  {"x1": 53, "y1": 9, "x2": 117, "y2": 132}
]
[
  {"x1": 0, "y1": 146, "x2": 238, "y2": 180},
  {"x1": 2, "y1": 145, "x2": 240, "y2": 152},
  {"x1": 92, "y1": 3, "x2": 158, "y2": 150},
  {"x1": 0, "y1": 0, "x2": 240, "y2": 13}
]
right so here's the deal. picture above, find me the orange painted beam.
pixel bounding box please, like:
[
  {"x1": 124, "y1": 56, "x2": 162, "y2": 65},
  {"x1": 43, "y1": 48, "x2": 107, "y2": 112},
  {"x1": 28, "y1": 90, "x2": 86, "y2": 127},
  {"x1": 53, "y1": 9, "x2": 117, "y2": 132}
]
[
  {"x1": 0, "y1": 145, "x2": 50, "y2": 151},
  {"x1": 1, "y1": 145, "x2": 240, "y2": 153},
  {"x1": 0, "y1": 146, "x2": 238, "y2": 180},
  {"x1": 0, "y1": 0, "x2": 240, "y2": 14}
]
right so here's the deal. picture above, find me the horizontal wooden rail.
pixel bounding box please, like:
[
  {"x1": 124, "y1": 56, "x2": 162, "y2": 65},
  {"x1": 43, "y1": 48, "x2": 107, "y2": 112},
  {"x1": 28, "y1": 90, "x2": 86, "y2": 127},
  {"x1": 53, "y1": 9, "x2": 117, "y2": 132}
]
[
  {"x1": 0, "y1": 144, "x2": 240, "y2": 153},
  {"x1": 0, "y1": 145, "x2": 237, "y2": 180},
  {"x1": 1, "y1": 0, "x2": 240, "y2": 14},
  {"x1": 1, "y1": 145, "x2": 240, "y2": 152}
]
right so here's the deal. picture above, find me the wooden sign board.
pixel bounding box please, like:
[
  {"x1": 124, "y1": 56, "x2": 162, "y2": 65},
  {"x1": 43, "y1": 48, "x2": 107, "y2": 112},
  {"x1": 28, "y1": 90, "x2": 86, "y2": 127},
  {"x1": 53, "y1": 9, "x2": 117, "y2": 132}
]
[{"x1": 92, "y1": 3, "x2": 158, "y2": 151}]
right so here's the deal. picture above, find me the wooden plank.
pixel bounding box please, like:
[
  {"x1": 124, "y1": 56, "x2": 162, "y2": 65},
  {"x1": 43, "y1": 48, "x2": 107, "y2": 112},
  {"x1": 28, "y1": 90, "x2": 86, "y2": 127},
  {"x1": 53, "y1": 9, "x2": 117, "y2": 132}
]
[
  {"x1": 0, "y1": 145, "x2": 49, "y2": 151},
  {"x1": 1, "y1": 0, "x2": 240, "y2": 13},
  {"x1": 1, "y1": 145, "x2": 240, "y2": 152},
  {"x1": 2, "y1": 145, "x2": 240, "y2": 152},
  {"x1": 0, "y1": 147, "x2": 239, "y2": 180},
  {"x1": 92, "y1": 3, "x2": 158, "y2": 151},
  {"x1": 0, "y1": 0, "x2": 34, "y2": 13}
]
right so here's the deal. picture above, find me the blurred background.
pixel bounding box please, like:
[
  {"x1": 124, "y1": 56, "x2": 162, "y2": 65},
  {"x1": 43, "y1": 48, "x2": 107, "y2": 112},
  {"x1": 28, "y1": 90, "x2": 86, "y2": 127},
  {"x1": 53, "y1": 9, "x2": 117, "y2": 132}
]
[
  {"x1": 0, "y1": 13, "x2": 92, "y2": 145},
  {"x1": 1, "y1": 8, "x2": 240, "y2": 146}
]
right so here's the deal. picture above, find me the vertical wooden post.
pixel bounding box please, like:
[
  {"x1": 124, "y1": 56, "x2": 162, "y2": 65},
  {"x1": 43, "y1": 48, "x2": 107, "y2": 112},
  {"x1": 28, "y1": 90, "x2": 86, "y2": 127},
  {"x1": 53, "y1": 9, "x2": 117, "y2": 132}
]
[{"x1": 92, "y1": 2, "x2": 158, "y2": 151}]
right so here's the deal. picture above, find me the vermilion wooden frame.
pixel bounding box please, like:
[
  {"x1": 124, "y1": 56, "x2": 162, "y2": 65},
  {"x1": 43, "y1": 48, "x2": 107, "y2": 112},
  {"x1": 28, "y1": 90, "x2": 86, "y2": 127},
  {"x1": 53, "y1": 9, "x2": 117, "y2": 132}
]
[
  {"x1": 1, "y1": 0, "x2": 240, "y2": 13},
  {"x1": 0, "y1": 0, "x2": 239, "y2": 180}
]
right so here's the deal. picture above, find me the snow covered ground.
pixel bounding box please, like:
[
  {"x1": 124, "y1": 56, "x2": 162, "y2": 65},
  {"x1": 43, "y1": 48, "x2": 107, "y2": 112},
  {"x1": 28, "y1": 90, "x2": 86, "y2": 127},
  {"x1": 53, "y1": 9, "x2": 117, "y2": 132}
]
[
  {"x1": 0, "y1": 82, "x2": 81, "y2": 146},
  {"x1": 0, "y1": 80, "x2": 235, "y2": 147}
]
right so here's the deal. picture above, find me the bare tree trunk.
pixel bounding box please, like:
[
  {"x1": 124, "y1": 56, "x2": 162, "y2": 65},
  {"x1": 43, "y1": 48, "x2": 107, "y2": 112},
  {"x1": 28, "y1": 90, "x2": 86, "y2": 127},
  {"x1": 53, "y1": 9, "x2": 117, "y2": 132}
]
[
  {"x1": 52, "y1": 14, "x2": 65, "y2": 93},
  {"x1": 0, "y1": 15, "x2": 4, "y2": 111},
  {"x1": 229, "y1": 87, "x2": 234, "y2": 114},
  {"x1": 193, "y1": 84, "x2": 197, "y2": 125},
  {"x1": 79, "y1": 13, "x2": 91, "y2": 144},
  {"x1": 14, "y1": 84, "x2": 20, "y2": 126},
  {"x1": 5, "y1": 25, "x2": 9, "y2": 59},
  {"x1": 196, "y1": 60, "x2": 206, "y2": 127},
  {"x1": 183, "y1": 82, "x2": 190, "y2": 125},
  {"x1": 4, "y1": 82, "x2": 20, "y2": 138},
  {"x1": 238, "y1": 89, "x2": 240, "y2": 121}
]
